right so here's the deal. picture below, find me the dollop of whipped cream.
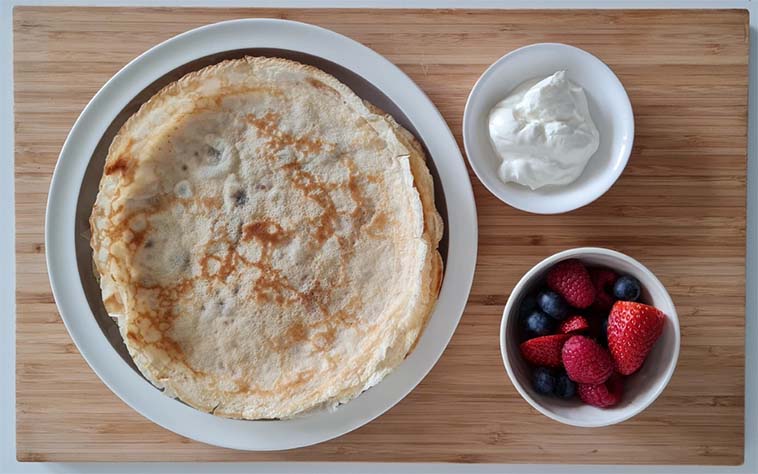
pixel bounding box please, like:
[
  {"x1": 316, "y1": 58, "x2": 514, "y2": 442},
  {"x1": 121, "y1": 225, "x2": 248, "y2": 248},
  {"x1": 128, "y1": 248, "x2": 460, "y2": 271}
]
[{"x1": 488, "y1": 71, "x2": 600, "y2": 190}]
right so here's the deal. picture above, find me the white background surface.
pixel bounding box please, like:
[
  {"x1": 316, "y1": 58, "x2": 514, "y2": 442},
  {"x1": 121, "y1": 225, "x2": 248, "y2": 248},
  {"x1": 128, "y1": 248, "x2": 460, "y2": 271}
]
[{"x1": 1, "y1": 0, "x2": 755, "y2": 473}]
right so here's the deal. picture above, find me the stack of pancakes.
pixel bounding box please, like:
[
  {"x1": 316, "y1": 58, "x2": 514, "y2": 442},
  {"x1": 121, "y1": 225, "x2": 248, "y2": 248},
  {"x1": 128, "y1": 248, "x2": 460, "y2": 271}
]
[{"x1": 90, "y1": 57, "x2": 443, "y2": 419}]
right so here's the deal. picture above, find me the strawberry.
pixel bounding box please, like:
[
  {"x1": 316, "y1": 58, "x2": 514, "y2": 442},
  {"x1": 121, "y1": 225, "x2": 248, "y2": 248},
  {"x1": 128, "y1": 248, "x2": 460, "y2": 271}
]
[
  {"x1": 590, "y1": 268, "x2": 618, "y2": 311},
  {"x1": 559, "y1": 315, "x2": 590, "y2": 334},
  {"x1": 520, "y1": 334, "x2": 570, "y2": 368},
  {"x1": 607, "y1": 301, "x2": 666, "y2": 375},
  {"x1": 561, "y1": 335, "x2": 613, "y2": 384},
  {"x1": 547, "y1": 259, "x2": 595, "y2": 309},
  {"x1": 578, "y1": 373, "x2": 624, "y2": 408}
]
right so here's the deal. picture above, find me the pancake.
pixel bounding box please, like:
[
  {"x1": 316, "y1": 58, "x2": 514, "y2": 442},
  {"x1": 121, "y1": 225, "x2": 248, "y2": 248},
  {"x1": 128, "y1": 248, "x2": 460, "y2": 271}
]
[{"x1": 90, "y1": 57, "x2": 443, "y2": 419}]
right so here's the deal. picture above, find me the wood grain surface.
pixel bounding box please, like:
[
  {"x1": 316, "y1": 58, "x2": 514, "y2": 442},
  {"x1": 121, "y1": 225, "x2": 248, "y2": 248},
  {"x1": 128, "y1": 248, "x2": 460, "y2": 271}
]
[{"x1": 14, "y1": 7, "x2": 748, "y2": 464}]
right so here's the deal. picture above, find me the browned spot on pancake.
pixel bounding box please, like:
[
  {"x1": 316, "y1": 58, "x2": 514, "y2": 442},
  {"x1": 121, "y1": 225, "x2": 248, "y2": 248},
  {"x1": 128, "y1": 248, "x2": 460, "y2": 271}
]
[
  {"x1": 268, "y1": 319, "x2": 308, "y2": 353},
  {"x1": 152, "y1": 277, "x2": 195, "y2": 304},
  {"x1": 332, "y1": 296, "x2": 363, "y2": 327},
  {"x1": 345, "y1": 163, "x2": 368, "y2": 223},
  {"x1": 334, "y1": 310, "x2": 356, "y2": 325},
  {"x1": 298, "y1": 280, "x2": 330, "y2": 316},
  {"x1": 343, "y1": 158, "x2": 374, "y2": 240},
  {"x1": 200, "y1": 239, "x2": 238, "y2": 282},
  {"x1": 158, "y1": 335, "x2": 191, "y2": 366},
  {"x1": 347, "y1": 173, "x2": 362, "y2": 210},
  {"x1": 246, "y1": 111, "x2": 324, "y2": 155},
  {"x1": 103, "y1": 214, "x2": 153, "y2": 260},
  {"x1": 306, "y1": 78, "x2": 338, "y2": 96},
  {"x1": 105, "y1": 155, "x2": 130, "y2": 176},
  {"x1": 229, "y1": 368, "x2": 316, "y2": 397},
  {"x1": 103, "y1": 140, "x2": 137, "y2": 184},
  {"x1": 365, "y1": 211, "x2": 390, "y2": 238},
  {"x1": 282, "y1": 162, "x2": 338, "y2": 244},
  {"x1": 299, "y1": 138, "x2": 323, "y2": 155},
  {"x1": 102, "y1": 193, "x2": 180, "y2": 262},
  {"x1": 251, "y1": 264, "x2": 295, "y2": 305},
  {"x1": 242, "y1": 220, "x2": 290, "y2": 246},
  {"x1": 289, "y1": 369, "x2": 315, "y2": 388},
  {"x1": 198, "y1": 196, "x2": 222, "y2": 210},
  {"x1": 312, "y1": 326, "x2": 337, "y2": 351},
  {"x1": 246, "y1": 111, "x2": 279, "y2": 137},
  {"x1": 125, "y1": 302, "x2": 205, "y2": 377},
  {"x1": 235, "y1": 380, "x2": 250, "y2": 393},
  {"x1": 285, "y1": 321, "x2": 308, "y2": 343},
  {"x1": 181, "y1": 85, "x2": 285, "y2": 112},
  {"x1": 129, "y1": 228, "x2": 149, "y2": 250},
  {"x1": 224, "y1": 230, "x2": 293, "y2": 305}
]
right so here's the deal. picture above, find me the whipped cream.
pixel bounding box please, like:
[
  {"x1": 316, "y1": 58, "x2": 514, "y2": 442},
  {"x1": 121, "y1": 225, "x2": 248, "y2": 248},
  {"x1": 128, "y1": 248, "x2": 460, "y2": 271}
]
[{"x1": 488, "y1": 71, "x2": 600, "y2": 190}]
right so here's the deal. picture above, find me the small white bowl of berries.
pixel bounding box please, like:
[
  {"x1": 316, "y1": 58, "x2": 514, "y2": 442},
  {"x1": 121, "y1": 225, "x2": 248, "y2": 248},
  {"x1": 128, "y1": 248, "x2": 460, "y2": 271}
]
[{"x1": 500, "y1": 247, "x2": 680, "y2": 427}]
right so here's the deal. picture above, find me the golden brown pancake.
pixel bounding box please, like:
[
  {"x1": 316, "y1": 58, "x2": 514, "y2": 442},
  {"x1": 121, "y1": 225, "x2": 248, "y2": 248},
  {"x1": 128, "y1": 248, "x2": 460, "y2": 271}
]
[{"x1": 90, "y1": 57, "x2": 443, "y2": 419}]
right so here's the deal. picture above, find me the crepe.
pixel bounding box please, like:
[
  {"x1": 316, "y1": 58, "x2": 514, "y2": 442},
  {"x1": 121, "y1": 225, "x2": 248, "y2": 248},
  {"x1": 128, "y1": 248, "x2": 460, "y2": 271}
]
[{"x1": 90, "y1": 56, "x2": 443, "y2": 419}]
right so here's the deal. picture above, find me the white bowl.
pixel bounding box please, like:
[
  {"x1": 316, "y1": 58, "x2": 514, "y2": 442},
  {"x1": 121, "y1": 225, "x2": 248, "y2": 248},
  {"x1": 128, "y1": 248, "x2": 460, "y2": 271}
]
[
  {"x1": 500, "y1": 248, "x2": 680, "y2": 427},
  {"x1": 463, "y1": 43, "x2": 634, "y2": 214}
]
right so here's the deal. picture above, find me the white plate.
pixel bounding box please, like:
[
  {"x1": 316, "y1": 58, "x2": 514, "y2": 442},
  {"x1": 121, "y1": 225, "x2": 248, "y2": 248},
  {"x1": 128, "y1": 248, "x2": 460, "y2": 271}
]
[{"x1": 45, "y1": 19, "x2": 477, "y2": 451}]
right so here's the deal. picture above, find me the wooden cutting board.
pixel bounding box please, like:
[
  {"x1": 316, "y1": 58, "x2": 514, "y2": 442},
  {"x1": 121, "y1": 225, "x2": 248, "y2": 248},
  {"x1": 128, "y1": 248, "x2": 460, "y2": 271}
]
[{"x1": 14, "y1": 7, "x2": 748, "y2": 464}]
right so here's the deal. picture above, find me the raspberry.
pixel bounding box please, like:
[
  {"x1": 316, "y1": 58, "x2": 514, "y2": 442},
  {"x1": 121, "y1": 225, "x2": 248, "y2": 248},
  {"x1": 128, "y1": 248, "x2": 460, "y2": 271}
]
[
  {"x1": 561, "y1": 335, "x2": 613, "y2": 384},
  {"x1": 547, "y1": 259, "x2": 595, "y2": 309},
  {"x1": 578, "y1": 373, "x2": 623, "y2": 408}
]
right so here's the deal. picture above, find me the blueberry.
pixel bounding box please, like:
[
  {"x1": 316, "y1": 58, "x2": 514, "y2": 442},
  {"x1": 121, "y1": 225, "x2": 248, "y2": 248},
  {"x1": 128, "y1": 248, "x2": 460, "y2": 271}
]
[
  {"x1": 554, "y1": 372, "x2": 576, "y2": 399},
  {"x1": 613, "y1": 275, "x2": 641, "y2": 301},
  {"x1": 537, "y1": 290, "x2": 569, "y2": 320},
  {"x1": 522, "y1": 310, "x2": 556, "y2": 338},
  {"x1": 519, "y1": 294, "x2": 539, "y2": 319},
  {"x1": 532, "y1": 367, "x2": 556, "y2": 395}
]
